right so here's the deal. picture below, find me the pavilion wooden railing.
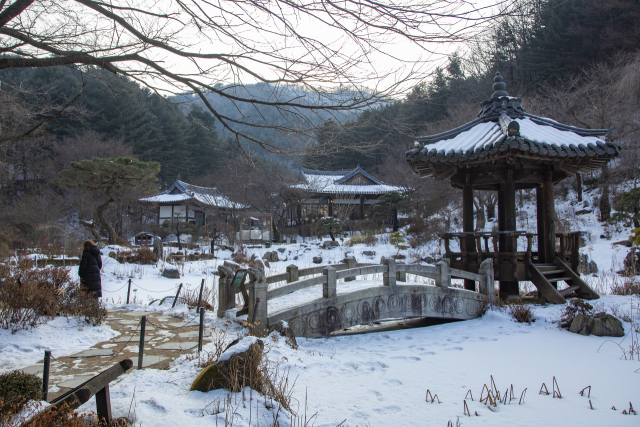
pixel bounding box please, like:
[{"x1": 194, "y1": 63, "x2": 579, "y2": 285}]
[{"x1": 439, "y1": 231, "x2": 582, "y2": 282}]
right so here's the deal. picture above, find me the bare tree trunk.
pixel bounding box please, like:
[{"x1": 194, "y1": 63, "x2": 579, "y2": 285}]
[
  {"x1": 392, "y1": 207, "x2": 399, "y2": 232},
  {"x1": 96, "y1": 186, "x2": 117, "y2": 244},
  {"x1": 96, "y1": 200, "x2": 117, "y2": 245},
  {"x1": 575, "y1": 173, "x2": 583, "y2": 202},
  {"x1": 79, "y1": 219, "x2": 101, "y2": 242},
  {"x1": 475, "y1": 202, "x2": 486, "y2": 231},
  {"x1": 599, "y1": 165, "x2": 611, "y2": 222}
]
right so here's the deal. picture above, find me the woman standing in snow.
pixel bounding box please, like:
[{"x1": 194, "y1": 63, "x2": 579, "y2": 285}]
[{"x1": 79, "y1": 240, "x2": 102, "y2": 299}]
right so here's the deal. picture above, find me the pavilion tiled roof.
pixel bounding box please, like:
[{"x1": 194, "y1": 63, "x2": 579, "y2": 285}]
[
  {"x1": 406, "y1": 72, "x2": 621, "y2": 177},
  {"x1": 141, "y1": 179, "x2": 248, "y2": 209},
  {"x1": 294, "y1": 166, "x2": 405, "y2": 195}
]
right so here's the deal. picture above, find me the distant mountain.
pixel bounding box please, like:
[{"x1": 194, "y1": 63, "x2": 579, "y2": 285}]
[{"x1": 174, "y1": 83, "x2": 385, "y2": 160}]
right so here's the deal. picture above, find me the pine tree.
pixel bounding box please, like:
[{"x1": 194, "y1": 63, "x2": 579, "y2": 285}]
[{"x1": 59, "y1": 157, "x2": 160, "y2": 244}]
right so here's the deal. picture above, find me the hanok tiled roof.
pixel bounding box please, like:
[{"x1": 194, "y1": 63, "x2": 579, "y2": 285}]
[
  {"x1": 406, "y1": 72, "x2": 620, "y2": 177},
  {"x1": 293, "y1": 166, "x2": 405, "y2": 195},
  {"x1": 141, "y1": 180, "x2": 248, "y2": 209}
]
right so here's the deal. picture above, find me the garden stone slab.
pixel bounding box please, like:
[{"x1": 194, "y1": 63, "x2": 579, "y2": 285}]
[
  {"x1": 57, "y1": 375, "x2": 96, "y2": 389},
  {"x1": 178, "y1": 330, "x2": 211, "y2": 338},
  {"x1": 114, "y1": 334, "x2": 153, "y2": 343},
  {"x1": 118, "y1": 320, "x2": 140, "y2": 325},
  {"x1": 167, "y1": 321, "x2": 190, "y2": 328},
  {"x1": 19, "y1": 365, "x2": 43, "y2": 375},
  {"x1": 130, "y1": 356, "x2": 169, "y2": 368},
  {"x1": 121, "y1": 311, "x2": 156, "y2": 317},
  {"x1": 155, "y1": 342, "x2": 198, "y2": 350},
  {"x1": 69, "y1": 349, "x2": 113, "y2": 358},
  {"x1": 128, "y1": 325, "x2": 155, "y2": 331}
]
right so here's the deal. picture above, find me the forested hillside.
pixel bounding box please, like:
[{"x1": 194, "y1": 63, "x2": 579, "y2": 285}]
[{"x1": 0, "y1": 67, "x2": 230, "y2": 184}]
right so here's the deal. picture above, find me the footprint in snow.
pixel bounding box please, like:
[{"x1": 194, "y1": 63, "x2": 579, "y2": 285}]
[
  {"x1": 141, "y1": 399, "x2": 166, "y2": 414},
  {"x1": 445, "y1": 347, "x2": 464, "y2": 351},
  {"x1": 374, "y1": 406, "x2": 402, "y2": 415},
  {"x1": 377, "y1": 361, "x2": 389, "y2": 368},
  {"x1": 420, "y1": 351, "x2": 436, "y2": 356},
  {"x1": 368, "y1": 390, "x2": 385, "y2": 401},
  {"x1": 408, "y1": 356, "x2": 421, "y2": 361},
  {"x1": 385, "y1": 379, "x2": 403, "y2": 386}
]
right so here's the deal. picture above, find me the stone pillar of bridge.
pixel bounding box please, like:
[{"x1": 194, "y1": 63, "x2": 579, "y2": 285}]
[
  {"x1": 478, "y1": 258, "x2": 495, "y2": 301},
  {"x1": 247, "y1": 278, "x2": 268, "y2": 335},
  {"x1": 323, "y1": 266, "x2": 336, "y2": 298},
  {"x1": 344, "y1": 256, "x2": 356, "y2": 282},
  {"x1": 286, "y1": 264, "x2": 299, "y2": 283},
  {"x1": 217, "y1": 265, "x2": 236, "y2": 318},
  {"x1": 435, "y1": 258, "x2": 450, "y2": 288},
  {"x1": 382, "y1": 257, "x2": 396, "y2": 286}
]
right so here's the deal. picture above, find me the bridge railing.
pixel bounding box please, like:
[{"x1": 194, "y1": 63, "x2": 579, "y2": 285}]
[{"x1": 236, "y1": 257, "x2": 495, "y2": 333}]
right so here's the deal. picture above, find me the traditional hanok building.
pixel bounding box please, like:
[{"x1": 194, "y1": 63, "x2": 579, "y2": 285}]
[
  {"x1": 406, "y1": 72, "x2": 621, "y2": 303},
  {"x1": 291, "y1": 165, "x2": 406, "y2": 222},
  {"x1": 140, "y1": 179, "x2": 247, "y2": 226}
]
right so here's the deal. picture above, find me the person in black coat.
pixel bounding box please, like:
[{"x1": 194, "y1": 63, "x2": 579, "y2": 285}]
[{"x1": 79, "y1": 240, "x2": 102, "y2": 299}]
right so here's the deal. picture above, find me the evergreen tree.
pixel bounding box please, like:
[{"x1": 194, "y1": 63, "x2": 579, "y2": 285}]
[{"x1": 59, "y1": 157, "x2": 161, "y2": 244}]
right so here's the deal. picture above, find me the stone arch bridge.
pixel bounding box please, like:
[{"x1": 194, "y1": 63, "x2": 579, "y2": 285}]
[{"x1": 217, "y1": 257, "x2": 494, "y2": 338}]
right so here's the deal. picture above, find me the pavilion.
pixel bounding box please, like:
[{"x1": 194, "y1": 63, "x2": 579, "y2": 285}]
[
  {"x1": 140, "y1": 179, "x2": 247, "y2": 226},
  {"x1": 291, "y1": 166, "x2": 406, "y2": 222},
  {"x1": 405, "y1": 72, "x2": 621, "y2": 303}
]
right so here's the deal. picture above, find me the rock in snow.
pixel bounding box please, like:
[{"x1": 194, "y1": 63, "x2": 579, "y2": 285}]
[{"x1": 569, "y1": 312, "x2": 624, "y2": 337}]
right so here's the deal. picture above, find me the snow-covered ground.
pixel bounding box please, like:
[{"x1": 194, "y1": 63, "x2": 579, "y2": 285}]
[
  {"x1": 0, "y1": 318, "x2": 118, "y2": 373},
  {"x1": 68, "y1": 295, "x2": 639, "y2": 427},
  {"x1": 4, "y1": 184, "x2": 640, "y2": 426}
]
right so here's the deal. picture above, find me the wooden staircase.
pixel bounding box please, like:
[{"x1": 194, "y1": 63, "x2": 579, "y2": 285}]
[{"x1": 529, "y1": 259, "x2": 599, "y2": 304}]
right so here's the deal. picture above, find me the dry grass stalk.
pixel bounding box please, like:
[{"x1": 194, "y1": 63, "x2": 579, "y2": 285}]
[
  {"x1": 579, "y1": 385, "x2": 591, "y2": 398},
  {"x1": 465, "y1": 390, "x2": 473, "y2": 401},
  {"x1": 506, "y1": 302, "x2": 534, "y2": 324},
  {"x1": 552, "y1": 377, "x2": 562, "y2": 399},
  {"x1": 539, "y1": 383, "x2": 549, "y2": 395},
  {"x1": 463, "y1": 400, "x2": 470, "y2": 417},
  {"x1": 519, "y1": 388, "x2": 527, "y2": 405}
]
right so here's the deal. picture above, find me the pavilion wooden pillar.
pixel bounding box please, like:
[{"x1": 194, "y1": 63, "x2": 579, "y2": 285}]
[
  {"x1": 498, "y1": 169, "x2": 519, "y2": 299},
  {"x1": 543, "y1": 170, "x2": 556, "y2": 265},
  {"x1": 536, "y1": 186, "x2": 546, "y2": 263},
  {"x1": 462, "y1": 171, "x2": 475, "y2": 291},
  {"x1": 359, "y1": 197, "x2": 365, "y2": 220},
  {"x1": 328, "y1": 199, "x2": 333, "y2": 217}
]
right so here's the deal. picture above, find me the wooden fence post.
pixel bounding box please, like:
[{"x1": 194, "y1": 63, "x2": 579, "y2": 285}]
[
  {"x1": 171, "y1": 283, "x2": 183, "y2": 308},
  {"x1": 126, "y1": 279, "x2": 132, "y2": 305},
  {"x1": 435, "y1": 259, "x2": 450, "y2": 288},
  {"x1": 382, "y1": 257, "x2": 396, "y2": 286},
  {"x1": 344, "y1": 256, "x2": 356, "y2": 281},
  {"x1": 286, "y1": 264, "x2": 299, "y2": 283},
  {"x1": 198, "y1": 307, "x2": 205, "y2": 352},
  {"x1": 138, "y1": 316, "x2": 146, "y2": 370},
  {"x1": 42, "y1": 350, "x2": 51, "y2": 402},
  {"x1": 196, "y1": 278, "x2": 205, "y2": 312},
  {"x1": 478, "y1": 258, "x2": 495, "y2": 301},
  {"x1": 323, "y1": 266, "x2": 336, "y2": 298}
]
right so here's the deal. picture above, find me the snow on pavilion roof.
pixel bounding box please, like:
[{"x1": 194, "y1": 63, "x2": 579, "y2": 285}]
[
  {"x1": 406, "y1": 72, "x2": 621, "y2": 177},
  {"x1": 141, "y1": 179, "x2": 248, "y2": 209},
  {"x1": 293, "y1": 166, "x2": 405, "y2": 195}
]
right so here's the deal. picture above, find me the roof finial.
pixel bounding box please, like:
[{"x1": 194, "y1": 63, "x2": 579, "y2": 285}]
[{"x1": 491, "y1": 71, "x2": 509, "y2": 98}]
